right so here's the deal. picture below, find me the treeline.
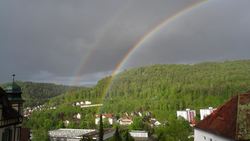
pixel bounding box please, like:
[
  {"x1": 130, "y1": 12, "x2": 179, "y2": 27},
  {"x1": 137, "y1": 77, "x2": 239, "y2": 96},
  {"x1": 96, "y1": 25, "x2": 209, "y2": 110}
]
[
  {"x1": 46, "y1": 59, "x2": 250, "y2": 122},
  {"x1": 1, "y1": 81, "x2": 84, "y2": 107},
  {"x1": 24, "y1": 60, "x2": 250, "y2": 140}
]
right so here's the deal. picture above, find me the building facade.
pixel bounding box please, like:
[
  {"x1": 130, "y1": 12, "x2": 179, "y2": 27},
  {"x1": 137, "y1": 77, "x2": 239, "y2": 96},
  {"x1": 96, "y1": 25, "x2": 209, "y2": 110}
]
[
  {"x1": 129, "y1": 130, "x2": 149, "y2": 140},
  {"x1": 177, "y1": 109, "x2": 196, "y2": 123},
  {"x1": 95, "y1": 114, "x2": 114, "y2": 125},
  {"x1": 0, "y1": 77, "x2": 24, "y2": 141},
  {"x1": 200, "y1": 107, "x2": 216, "y2": 120}
]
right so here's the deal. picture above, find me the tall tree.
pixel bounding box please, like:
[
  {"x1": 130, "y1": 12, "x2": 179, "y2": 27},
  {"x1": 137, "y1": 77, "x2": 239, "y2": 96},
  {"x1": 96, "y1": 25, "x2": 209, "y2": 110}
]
[
  {"x1": 99, "y1": 114, "x2": 104, "y2": 141},
  {"x1": 111, "y1": 126, "x2": 122, "y2": 141}
]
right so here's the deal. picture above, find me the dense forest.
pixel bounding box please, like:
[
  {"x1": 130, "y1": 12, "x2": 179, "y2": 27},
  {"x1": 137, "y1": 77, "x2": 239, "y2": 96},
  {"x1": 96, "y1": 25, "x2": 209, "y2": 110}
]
[
  {"x1": 24, "y1": 60, "x2": 250, "y2": 140},
  {"x1": 1, "y1": 81, "x2": 84, "y2": 107}
]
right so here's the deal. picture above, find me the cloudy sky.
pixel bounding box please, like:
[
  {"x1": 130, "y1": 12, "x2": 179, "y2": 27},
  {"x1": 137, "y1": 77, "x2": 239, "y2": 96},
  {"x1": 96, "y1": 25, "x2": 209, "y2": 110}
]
[{"x1": 0, "y1": 0, "x2": 250, "y2": 85}]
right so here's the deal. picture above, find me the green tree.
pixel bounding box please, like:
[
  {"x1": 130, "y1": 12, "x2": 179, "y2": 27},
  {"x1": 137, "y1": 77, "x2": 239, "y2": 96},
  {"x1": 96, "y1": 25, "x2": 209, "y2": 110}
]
[
  {"x1": 122, "y1": 130, "x2": 134, "y2": 141},
  {"x1": 110, "y1": 126, "x2": 122, "y2": 141},
  {"x1": 129, "y1": 117, "x2": 144, "y2": 130}
]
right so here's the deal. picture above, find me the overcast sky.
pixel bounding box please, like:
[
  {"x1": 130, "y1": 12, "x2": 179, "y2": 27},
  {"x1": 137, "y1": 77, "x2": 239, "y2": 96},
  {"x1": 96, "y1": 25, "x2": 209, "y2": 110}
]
[{"x1": 1, "y1": 0, "x2": 250, "y2": 85}]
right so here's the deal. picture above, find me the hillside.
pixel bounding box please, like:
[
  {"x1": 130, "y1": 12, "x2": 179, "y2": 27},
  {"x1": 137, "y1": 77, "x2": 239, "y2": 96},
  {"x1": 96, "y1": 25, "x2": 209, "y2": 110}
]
[
  {"x1": 1, "y1": 81, "x2": 84, "y2": 107},
  {"x1": 25, "y1": 60, "x2": 250, "y2": 140},
  {"x1": 47, "y1": 60, "x2": 250, "y2": 119},
  {"x1": 102, "y1": 60, "x2": 250, "y2": 120}
]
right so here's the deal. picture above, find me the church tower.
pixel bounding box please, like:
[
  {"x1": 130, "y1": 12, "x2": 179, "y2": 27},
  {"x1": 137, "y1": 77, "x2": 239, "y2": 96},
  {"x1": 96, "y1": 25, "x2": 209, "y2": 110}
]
[{"x1": 4, "y1": 74, "x2": 24, "y2": 115}]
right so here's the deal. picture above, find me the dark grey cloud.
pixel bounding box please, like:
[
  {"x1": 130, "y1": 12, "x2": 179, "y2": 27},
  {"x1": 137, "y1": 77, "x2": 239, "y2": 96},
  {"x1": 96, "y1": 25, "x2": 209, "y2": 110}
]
[
  {"x1": 122, "y1": 0, "x2": 250, "y2": 70},
  {"x1": 2, "y1": 0, "x2": 249, "y2": 85}
]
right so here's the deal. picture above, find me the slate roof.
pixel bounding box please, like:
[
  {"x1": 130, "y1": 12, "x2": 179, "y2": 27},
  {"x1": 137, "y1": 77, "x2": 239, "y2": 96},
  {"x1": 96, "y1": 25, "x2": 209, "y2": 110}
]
[
  {"x1": 195, "y1": 93, "x2": 250, "y2": 141},
  {"x1": 4, "y1": 82, "x2": 22, "y2": 94},
  {"x1": 49, "y1": 129, "x2": 96, "y2": 138}
]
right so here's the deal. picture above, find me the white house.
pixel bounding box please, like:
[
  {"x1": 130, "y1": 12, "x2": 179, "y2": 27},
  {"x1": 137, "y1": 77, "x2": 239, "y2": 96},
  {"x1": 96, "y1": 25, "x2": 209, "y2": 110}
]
[
  {"x1": 95, "y1": 114, "x2": 114, "y2": 125},
  {"x1": 194, "y1": 93, "x2": 250, "y2": 141},
  {"x1": 118, "y1": 117, "x2": 133, "y2": 125},
  {"x1": 200, "y1": 107, "x2": 216, "y2": 120},
  {"x1": 177, "y1": 109, "x2": 196, "y2": 123},
  {"x1": 63, "y1": 120, "x2": 70, "y2": 127},
  {"x1": 85, "y1": 101, "x2": 91, "y2": 105},
  {"x1": 80, "y1": 101, "x2": 84, "y2": 105},
  {"x1": 150, "y1": 118, "x2": 161, "y2": 127},
  {"x1": 129, "y1": 130, "x2": 148, "y2": 140},
  {"x1": 76, "y1": 113, "x2": 81, "y2": 119}
]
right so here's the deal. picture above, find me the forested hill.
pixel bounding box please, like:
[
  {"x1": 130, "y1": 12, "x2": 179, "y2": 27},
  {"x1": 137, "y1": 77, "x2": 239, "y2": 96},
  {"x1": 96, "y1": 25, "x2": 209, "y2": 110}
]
[
  {"x1": 1, "y1": 81, "x2": 85, "y2": 107},
  {"x1": 25, "y1": 60, "x2": 250, "y2": 140},
  {"x1": 102, "y1": 60, "x2": 250, "y2": 120},
  {"x1": 47, "y1": 60, "x2": 250, "y2": 120}
]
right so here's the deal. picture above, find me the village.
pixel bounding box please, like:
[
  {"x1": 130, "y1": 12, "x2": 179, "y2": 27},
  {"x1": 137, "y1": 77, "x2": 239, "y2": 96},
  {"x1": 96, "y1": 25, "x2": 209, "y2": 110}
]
[
  {"x1": 23, "y1": 97, "x2": 218, "y2": 141},
  {"x1": 2, "y1": 78, "x2": 249, "y2": 141},
  {"x1": 21, "y1": 94, "x2": 249, "y2": 141}
]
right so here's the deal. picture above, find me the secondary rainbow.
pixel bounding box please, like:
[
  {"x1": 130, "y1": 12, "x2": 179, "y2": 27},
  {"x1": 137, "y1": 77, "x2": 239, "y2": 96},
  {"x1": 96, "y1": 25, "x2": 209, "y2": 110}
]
[{"x1": 72, "y1": 3, "x2": 132, "y2": 86}]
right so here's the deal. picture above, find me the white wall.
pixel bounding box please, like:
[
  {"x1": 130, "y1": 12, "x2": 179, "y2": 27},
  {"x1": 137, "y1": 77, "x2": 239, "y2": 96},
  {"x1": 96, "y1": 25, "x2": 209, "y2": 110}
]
[
  {"x1": 129, "y1": 131, "x2": 148, "y2": 138},
  {"x1": 194, "y1": 128, "x2": 233, "y2": 141},
  {"x1": 177, "y1": 110, "x2": 196, "y2": 122},
  {"x1": 200, "y1": 107, "x2": 214, "y2": 120}
]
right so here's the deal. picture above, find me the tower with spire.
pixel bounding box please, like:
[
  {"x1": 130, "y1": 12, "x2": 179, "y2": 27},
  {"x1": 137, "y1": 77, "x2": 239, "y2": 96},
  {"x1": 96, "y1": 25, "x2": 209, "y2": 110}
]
[
  {"x1": 4, "y1": 74, "x2": 24, "y2": 115},
  {"x1": 0, "y1": 74, "x2": 24, "y2": 141}
]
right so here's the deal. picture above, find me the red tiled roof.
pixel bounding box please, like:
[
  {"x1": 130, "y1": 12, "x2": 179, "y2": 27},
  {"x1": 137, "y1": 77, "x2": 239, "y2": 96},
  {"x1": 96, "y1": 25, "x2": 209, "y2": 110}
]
[{"x1": 195, "y1": 93, "x2": 250, "y2": 140}]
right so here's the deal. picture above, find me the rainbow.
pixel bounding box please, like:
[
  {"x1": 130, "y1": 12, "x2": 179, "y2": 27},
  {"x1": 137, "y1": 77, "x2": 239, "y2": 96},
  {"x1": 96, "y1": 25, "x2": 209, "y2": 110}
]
[
  {"x1": 72, "y1": 2, "x2": 132, "y2": 85},
  {"x1": 98, "y1": 0, "x2": 209, "y2": 102},
  {"x1": 72, "y1": 0, "x2": 209, "y2": 112}
]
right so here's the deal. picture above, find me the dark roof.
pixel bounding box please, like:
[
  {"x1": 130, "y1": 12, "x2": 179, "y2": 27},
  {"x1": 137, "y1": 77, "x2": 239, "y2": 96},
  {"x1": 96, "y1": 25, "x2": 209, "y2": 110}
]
[
  {"x1": 195, "y1": 93, "x2": 250, "y2": 140},
  {"x1": 0, "y1": 87, "x2": 21, "y2": 119},
  {"x1": 4, "y1": 82, "x2": 22, "y2": 94},
  {"x1": 4, "y1": 82, "x2": 23, "y2": 101}
]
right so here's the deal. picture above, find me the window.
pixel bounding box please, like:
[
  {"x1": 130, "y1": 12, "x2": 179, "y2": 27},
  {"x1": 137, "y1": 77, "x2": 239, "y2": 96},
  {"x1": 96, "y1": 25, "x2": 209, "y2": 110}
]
[{"x1": 203, "y1": 136, "x2": 206, "y2": 140}]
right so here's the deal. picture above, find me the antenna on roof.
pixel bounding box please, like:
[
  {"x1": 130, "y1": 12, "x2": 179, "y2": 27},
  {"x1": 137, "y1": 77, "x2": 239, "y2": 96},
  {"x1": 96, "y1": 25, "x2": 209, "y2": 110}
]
[{"x1": 12, "y1": 74, "x2": 15, "y2": 83}]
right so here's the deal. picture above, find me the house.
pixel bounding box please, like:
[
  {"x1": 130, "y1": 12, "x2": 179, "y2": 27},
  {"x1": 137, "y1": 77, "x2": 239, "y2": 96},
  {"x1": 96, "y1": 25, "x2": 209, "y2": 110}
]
[
  {"x1": 83, "y1": 128, "x2": 115, "y2": 141},
  {"x1": 177, "y1": 109, "x2": 196, "y2": 124},
  {"x1": 118, "y1": 117, "x2": 133, "y2": 125},
  {"x1": 149, "y1": 118, "x2": 161, "y2": 127},
  {"x1": 74, "y1": 113, "x2": 81, "y2": 120},
  {"x1": 48, "y1": 129, "x2": 96, "y2": 141},
  {"x1": 200, "y1": 107, "x2": 216, "y2": 120},
  {"x1": 63, "y1": 120, "x2": 70, "y2": 127},
  {"x1": 194, "y1": 93, "x2": 250, "y2": 141},
  {"x1": 80, "y1": 101, "x2": 84, "y2": 105},
  {"x1": 138, "y1": 112, "x2": 142, "y2": 117},
  {"x1": 95, "y1": 114, "x2": 114, "y2": 125},
  {"x1": 129, "y1": 130, "x2": 148, "y2": 141},
  {"x1": 0, "y1": 75, "x2": 24, "y2": 141},
  {"x1": 85, "y1": 101, "x2": 91, "y2": 105}
]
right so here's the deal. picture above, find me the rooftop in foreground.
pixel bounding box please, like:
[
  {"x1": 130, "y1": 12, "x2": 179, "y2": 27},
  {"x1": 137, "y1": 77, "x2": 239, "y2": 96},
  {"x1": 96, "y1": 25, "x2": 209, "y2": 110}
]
[{"x1": 195, "y1": 92, "x2": 250, "y2": 140}]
